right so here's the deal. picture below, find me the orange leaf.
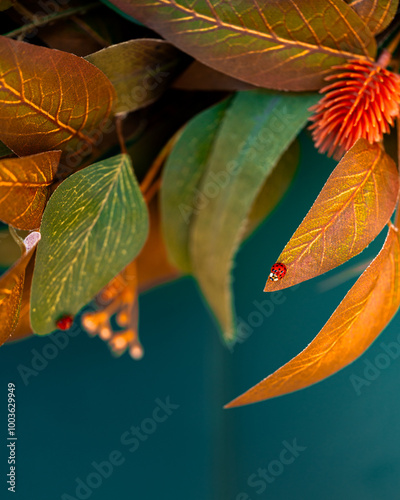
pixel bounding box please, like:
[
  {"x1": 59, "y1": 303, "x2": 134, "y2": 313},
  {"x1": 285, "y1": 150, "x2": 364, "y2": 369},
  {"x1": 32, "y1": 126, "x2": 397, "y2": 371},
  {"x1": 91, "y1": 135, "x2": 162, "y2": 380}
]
[
  {"x1": 6, "y1": 256, "x2": 34, "y2": 343},
  {"x1": 226, "y1": 223, "x2": 400, "y2": 407},
  {"x1": 345, "y1": 0, "x2": 398, "y2": 34},
  {"x1": 137, "y1": 197, "x2": 179, "y2": 291},
  {"x1": 0, "y1": 232, "x2": 40, "y2": 346},
  {"x1": 0, "y1": 151, "x2": 60, "y2": 230},
  {"x1": 264, "y1": 139, "x2": 399, "y2": 292},
  {"x1": 110, "y1": 0, "x2": 376, "y2": 91},
  {"x1": 0, "y1": 36, "x2": 115, "y2": 161}
]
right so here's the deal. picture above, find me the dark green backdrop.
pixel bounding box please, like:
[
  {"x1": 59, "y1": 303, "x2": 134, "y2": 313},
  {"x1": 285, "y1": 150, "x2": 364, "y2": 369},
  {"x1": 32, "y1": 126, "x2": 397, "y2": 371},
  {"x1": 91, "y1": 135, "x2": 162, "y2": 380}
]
[{"x1": 2, "y1": 133, "x2": 400, "y2": 500}]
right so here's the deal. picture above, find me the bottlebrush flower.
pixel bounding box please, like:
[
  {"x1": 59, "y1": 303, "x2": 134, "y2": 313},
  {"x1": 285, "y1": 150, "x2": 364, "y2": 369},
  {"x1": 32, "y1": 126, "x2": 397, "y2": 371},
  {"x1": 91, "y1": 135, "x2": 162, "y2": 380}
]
[{"x1": 309, "y1": 58, "x2": 400, "y2": 159}]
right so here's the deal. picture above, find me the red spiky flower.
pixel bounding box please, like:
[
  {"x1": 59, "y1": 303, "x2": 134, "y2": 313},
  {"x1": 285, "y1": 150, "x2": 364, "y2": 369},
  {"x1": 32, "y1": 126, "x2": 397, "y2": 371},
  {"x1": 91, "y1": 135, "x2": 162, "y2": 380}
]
[{"x1": 309, "y1": 54, "x2": 400, "y2": 160}]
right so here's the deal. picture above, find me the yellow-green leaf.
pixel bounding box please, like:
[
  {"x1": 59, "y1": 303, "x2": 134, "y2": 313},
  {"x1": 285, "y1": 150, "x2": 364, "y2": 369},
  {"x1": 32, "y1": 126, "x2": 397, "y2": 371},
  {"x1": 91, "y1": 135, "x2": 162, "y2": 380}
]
[{"x1": 30, "y1": 154, "x2": 149, "y2": 335}]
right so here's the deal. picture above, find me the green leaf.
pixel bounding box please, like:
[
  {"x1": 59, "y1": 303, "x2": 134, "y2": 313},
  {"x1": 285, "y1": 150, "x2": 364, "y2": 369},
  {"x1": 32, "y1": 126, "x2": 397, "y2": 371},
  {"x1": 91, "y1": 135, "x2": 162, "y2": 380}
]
[
  {"x1": 161, "y1": 99, "x2": 231, "y2": 273},
  {"x1": 107, "y1": 0, "x2": 376, "y2": 91},
  {"x1": 189, "y1": 90, "x2": 319, "y2": 343},
  {"x1": 85, "y1": 39, "x2": 184, "y2": 114},
  {"x1": 30, "y1": 154, "x2": 149, "y2": 334}
]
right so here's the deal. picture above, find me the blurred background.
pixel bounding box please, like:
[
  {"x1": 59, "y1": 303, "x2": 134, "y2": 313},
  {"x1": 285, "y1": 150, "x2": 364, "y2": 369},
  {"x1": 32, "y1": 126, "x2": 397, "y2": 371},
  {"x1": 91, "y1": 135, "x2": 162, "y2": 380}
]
[{"x1": 1, "y1": 132, "x2": 400, "y2": 500}]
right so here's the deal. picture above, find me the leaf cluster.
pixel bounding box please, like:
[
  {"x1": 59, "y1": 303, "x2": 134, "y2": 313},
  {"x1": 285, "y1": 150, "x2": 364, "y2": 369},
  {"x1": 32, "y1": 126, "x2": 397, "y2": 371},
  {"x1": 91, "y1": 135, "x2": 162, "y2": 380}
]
[{"x1": 1, "y1": 0, "x2": 400, "y2": 406}]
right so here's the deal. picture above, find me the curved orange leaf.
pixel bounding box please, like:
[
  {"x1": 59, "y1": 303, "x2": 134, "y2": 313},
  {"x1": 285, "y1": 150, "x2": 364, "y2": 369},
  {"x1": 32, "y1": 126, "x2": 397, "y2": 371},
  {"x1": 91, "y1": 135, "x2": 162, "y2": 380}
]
[
  {"x1": 226, "y1": 224, "x2": 400, "y2": 407},
  {"x1": 0, "y1": 36, "x2": 115, "y2": 160},
  {"x1": 264, "y1": 139, "x2": 399, "y2": 292},
  {"x1": 0, "y1": 232, "x2": 40, "y2": 346},
  {"x1": 0, "y1": 151, "x2": 60, "y2": 230},
  {"x1": 6, "y1": 257, "x2": 34, "y2": 343}
]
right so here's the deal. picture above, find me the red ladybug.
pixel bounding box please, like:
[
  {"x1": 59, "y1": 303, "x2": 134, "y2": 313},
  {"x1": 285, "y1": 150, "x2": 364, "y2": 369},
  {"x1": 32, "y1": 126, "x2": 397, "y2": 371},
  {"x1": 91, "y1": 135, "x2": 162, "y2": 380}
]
[
  {"x1": 56, "y1": 315, "x2": 74, "y2": 330},
  {"x1": 268, "y1": 263, "x2": 287, "y2": 282}
]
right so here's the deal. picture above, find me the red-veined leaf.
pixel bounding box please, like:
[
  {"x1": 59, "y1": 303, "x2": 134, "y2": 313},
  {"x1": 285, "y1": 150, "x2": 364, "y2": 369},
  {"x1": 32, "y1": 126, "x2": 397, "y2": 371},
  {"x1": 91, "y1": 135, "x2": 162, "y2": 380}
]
[{"x1": 0, "y1": 36, "x2": 115, "y2": 160}]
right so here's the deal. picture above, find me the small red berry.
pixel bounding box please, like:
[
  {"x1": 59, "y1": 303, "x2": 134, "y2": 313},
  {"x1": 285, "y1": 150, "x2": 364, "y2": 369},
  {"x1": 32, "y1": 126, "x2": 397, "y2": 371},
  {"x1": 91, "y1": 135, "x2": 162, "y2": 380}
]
[
  {"x1": 56, "y1": 315, "x2": 74, "y2": 330},
  {"x1": 268, "y1": 263, "x2": 287, "y2": 282}
]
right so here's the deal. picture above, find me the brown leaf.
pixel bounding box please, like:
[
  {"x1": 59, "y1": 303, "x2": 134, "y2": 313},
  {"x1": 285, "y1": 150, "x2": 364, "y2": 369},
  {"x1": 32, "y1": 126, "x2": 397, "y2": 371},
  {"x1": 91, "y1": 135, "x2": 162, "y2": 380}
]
[
  {"x1": 226, "y1": 223, "x2": 400, "y2": 407},
  {"x1": 0, "y1": 36, "x2": 115, "y2": 160},
  {"x1": 0, "y1": 232, "x2": 40, "y2": 346},
  {"x1": 173, "y1": 61, "x2": 257, "y2": 91},
  {"x1": 0, "y1": 151, "x2": 60, "y2": 230},
  {"x1": 109, "y1": 0, "x2": 376, "y2": 91},
  {"x1": 345, "y1": 0, "x2": 398, "y2": 34},
  {"x1": 264, "y1": 139, "x2": 399, "y2": 292}
]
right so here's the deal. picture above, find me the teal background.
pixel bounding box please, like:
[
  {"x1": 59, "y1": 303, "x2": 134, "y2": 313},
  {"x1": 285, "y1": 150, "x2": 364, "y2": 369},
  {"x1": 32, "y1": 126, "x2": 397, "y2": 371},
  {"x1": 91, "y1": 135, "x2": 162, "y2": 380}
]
[{"x1": 1, "y1": 133, "x2": 400, "y2": 500}]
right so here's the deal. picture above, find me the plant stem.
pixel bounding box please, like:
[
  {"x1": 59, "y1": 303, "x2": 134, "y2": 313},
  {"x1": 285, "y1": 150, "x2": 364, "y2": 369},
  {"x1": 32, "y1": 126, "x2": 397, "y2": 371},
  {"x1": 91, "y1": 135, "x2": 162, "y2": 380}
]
[
  {"x1": 5, "y1": 2, "x2": 100, "y2": 38},
  {"x1": 140, "y1": 130, "x2": 182, "y2": 195},
  {"x1": 115, "y1": 116, "x2": 127, "y2": 155},
  {"x1": 143, "y1": 177, "x2": 161, "y2": 203}
]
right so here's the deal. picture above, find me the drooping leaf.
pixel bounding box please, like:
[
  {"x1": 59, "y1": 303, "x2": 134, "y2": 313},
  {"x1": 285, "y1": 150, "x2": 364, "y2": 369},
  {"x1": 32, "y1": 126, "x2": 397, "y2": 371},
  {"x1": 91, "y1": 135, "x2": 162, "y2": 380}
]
[
  {"x1": 30, "y1": 154, "x2": 149, "y2": 335},
  {"x1": 6, "y1": 256, "x2": 35, "y2": 343},
  {"x1": 0, "y1": 151, "x2": 61, "y2": 230},
  {"x1": 0, "y1": 231, "x2": 40, "y2": 346},
  {"x1": 85, "y1": 39, "x2": 184, "y2": 114},
  {"x1": 108, "y1": 0, "x2": 376, "y2": 91},
  {"x1": 226, "y1": 223, "x2": 400, "y2": 407},
  {"x1": 161, "y1": 98, "x2": 231, "y2": 273},
  {"x1": 0, "y1": 36, "x2": 115, "y2": 160},
  {"x1": 264, "y1": 139, "x2": 399, "y2": 292},
  {"x1": 189, "y1": 90, "x2": 319, "y2": 342},
  {"x1": 345, "y1": 0, "x2": 398, "y2": 34}
]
